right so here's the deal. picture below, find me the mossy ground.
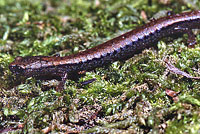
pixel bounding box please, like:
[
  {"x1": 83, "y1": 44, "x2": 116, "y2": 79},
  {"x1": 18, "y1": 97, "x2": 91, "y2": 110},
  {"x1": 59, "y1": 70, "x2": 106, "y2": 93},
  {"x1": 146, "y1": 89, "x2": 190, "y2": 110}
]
[{"x1": 0, "y1": 0, "x2": 200, "y2": 133}]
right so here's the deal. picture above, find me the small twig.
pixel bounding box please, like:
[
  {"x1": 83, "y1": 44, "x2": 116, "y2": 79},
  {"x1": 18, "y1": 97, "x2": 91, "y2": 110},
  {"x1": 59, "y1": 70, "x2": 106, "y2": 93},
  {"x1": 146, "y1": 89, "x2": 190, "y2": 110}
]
[{"x1": 165, "y1": 59, "x2": 200, "y2": 80}]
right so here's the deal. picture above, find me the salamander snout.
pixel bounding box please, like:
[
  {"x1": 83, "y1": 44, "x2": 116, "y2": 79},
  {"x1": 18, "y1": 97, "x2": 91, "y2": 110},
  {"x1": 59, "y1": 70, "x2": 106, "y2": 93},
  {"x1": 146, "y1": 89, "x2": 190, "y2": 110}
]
[{"x1": 9, "y1": 64, "x2": 25, "y2": 75}]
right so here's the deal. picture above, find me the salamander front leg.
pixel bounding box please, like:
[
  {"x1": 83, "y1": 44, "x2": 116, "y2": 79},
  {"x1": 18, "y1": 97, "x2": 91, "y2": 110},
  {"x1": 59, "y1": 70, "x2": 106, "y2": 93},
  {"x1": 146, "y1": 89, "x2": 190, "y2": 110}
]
[{"x1": 56, "y1": 73, "x2": 68, "y2": 91}]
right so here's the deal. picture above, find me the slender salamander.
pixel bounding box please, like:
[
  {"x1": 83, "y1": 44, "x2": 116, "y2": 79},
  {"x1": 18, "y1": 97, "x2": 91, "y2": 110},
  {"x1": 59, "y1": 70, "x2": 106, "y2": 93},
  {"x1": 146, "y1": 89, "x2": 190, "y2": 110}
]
[{"x1": 9, "y1": 11, "x2": 200, "y2": 90}]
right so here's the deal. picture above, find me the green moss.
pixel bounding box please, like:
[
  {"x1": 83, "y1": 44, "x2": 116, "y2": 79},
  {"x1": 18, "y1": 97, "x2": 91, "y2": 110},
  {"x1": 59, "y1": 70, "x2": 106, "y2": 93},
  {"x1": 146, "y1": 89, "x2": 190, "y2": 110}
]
[{"x1": 0, "y1": 0, "x2": 200, "y2": 133}]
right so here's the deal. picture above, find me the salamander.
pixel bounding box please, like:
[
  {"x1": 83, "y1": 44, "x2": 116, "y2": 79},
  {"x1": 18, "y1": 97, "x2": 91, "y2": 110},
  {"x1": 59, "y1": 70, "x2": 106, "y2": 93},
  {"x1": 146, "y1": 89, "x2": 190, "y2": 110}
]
[{"x1": 9, "y1": 10, "x2": 200, "y2": 90}]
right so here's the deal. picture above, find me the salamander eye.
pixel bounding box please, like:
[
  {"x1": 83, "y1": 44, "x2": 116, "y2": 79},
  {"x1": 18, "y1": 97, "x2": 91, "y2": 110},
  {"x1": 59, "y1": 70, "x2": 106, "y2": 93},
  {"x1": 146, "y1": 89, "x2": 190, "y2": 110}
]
[
  {"x1": 9, "y1": 65, "x2": 24, "y2": 74},
  {"x1": 16, "y1": 66, "x2": 24, "y2": 72},
  {"x1": 16, "y1": 56, "x2": 23, "y2": 61}
]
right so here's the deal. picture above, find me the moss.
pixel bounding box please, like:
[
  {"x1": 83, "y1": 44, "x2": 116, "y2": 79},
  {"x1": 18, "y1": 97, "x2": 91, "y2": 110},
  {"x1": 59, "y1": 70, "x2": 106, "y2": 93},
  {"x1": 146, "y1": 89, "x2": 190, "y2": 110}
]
[{"x1": 0, "y1": 0, "x2": 200, "y2": 133}]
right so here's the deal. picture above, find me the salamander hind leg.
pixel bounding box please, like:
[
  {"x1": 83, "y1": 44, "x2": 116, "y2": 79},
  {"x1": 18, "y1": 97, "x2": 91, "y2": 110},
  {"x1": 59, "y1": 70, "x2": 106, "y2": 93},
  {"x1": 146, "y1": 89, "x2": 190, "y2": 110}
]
[
  {"x1": 186, "y1": 30, "x2": 197, "y2": 48},
  {"x1": 174, "y1": 26, "x2": 197, "y2": 48}
]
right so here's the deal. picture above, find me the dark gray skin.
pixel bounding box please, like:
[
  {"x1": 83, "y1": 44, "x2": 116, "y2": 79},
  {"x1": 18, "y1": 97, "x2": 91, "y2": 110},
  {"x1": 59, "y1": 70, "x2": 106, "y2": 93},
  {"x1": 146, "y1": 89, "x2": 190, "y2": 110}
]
[{"x1": 9, "y1": 11, "x2": 200, "y2": 91}]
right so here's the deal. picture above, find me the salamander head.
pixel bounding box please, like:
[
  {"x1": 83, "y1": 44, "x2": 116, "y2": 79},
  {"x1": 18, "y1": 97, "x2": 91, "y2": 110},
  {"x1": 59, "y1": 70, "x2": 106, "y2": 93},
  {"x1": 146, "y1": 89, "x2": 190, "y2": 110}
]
[
  {"x1": 9, "y1": 56, "x2": 26, "y2": 76},
  {"x1": 9, "y1": 56, "x2": 49, "y2": 77}
]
